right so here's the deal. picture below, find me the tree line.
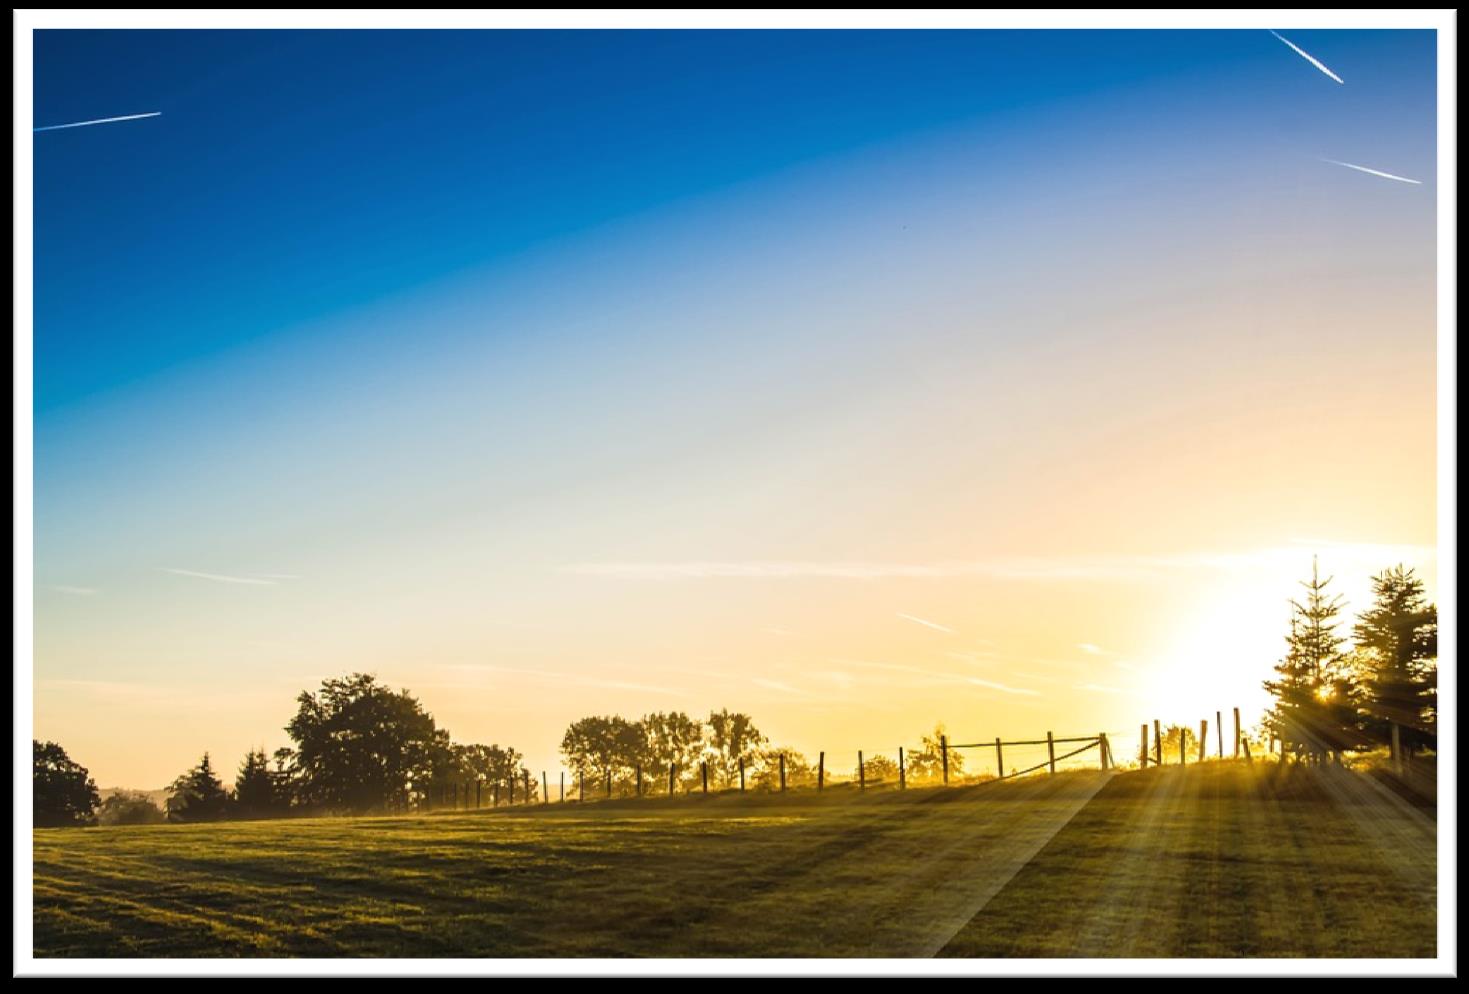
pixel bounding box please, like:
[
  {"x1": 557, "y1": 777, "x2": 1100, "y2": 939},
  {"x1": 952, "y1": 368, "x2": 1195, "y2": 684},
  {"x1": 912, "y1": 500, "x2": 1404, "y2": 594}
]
[
  {"x1": 1263, "y1": 562, "x2": 1437, "y2": 765},
  {"x1": 33, "y1": 672, "x2": 539, "y2": 827},
  {"x1": 559, "y1": 712, "x2": 962, "y2": 795}
]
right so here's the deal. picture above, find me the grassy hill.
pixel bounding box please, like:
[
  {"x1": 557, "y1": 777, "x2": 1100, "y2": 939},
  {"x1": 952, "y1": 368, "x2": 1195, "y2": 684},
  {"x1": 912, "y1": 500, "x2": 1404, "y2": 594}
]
[{"x1": 33, "y1": 762, "x2": 1435, "y2": 958}]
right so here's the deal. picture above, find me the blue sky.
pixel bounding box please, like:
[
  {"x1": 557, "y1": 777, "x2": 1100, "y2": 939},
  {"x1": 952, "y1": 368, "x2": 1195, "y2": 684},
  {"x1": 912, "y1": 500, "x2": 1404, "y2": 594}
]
[
  {"x1": 31, "y1": 28, "x2": 1439, "y2": 788},
  {"x1": 33, "y1": 29, "x2": 1434, "y2": 408}
]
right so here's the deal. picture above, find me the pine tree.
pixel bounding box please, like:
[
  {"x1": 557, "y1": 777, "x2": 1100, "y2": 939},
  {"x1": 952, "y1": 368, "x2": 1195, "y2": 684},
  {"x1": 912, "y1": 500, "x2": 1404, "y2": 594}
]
[
  {"x1": 1262, "y1": 559, "x2": 1361, "y2": 763},
  {"x1": 1352, "y1": 564, "x2": 1437, "y2": 758},
  {"x1": 167, "y1": 752, "x2": 233, "y2": 823},
  {"x1": 233, "y1": 747, "x2": 278, "y2": 819}
]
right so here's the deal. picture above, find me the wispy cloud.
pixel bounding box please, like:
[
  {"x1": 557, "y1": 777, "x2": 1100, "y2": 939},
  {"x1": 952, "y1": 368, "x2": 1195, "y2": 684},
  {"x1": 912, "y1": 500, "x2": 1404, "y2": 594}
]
[
  {"x1": 1320, "y1": 159, "x2": 1422, "y2": 185},
  {"x1": 1076, "y1": 643, "x2": 1114, "y2": 656},
  {"x1": 1074, "y1": 682, "x2": 1123, "y2": 695},
  {"x1": 564, "y1": 543, "x2": 1436, "y2": 582},
  {"x1": 161, "y1": 568, "x2": 278, "y2": 586},
  {"x1": 842, "y1": 659, "x2": 1041, "y2": 697},
  {"x1": 47, "y1": 585, "x2": 97, "y2": 596},
  {"x1": 896, "y1": 612, "x2": 954, "y2": 634},
  {"x1": 752, "y1": 677, "x2": 812, "y2": 697},
  {"x1": 34, "y1": 111, "x2": 162, "y2": 133},
  {"x1": 445, "y1": 663, "x2": 685, "y2": 698},
  {"x1": 1270, "y1": 31, "x2": 1344, "y2": 84},
  {"x1": 969, "y1": 678, "x2": 1041, "y2": 697},
  {"x1": 946, "y1": 649, "x2": 1000, "y2": 664},
  {"x1": 562, "y1": 558, "x2": 1163, "y2": 581}
]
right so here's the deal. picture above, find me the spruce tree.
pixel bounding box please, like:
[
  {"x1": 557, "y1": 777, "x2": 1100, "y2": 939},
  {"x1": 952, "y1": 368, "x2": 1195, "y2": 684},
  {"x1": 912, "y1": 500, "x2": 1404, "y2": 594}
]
[
  {"x1": 1352, "y1": 564, "x2": 1437, "y2": 757},
  {"x1": 233, "y1": 748, "x2": 278, "y2": 819},
  {"x1": 1263, "y1": 559, "x2": 1360, "y2": 762},
  {"x1": 167, "y1": 752, "x2": 233, "y2": 822}
]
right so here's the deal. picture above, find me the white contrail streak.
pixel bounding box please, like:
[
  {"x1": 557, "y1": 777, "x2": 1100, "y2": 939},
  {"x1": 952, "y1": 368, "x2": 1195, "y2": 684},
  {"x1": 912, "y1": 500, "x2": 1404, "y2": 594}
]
[
  {"x1": 34, "y1": 111, "x2": 162, "y2": 133},
  {"x1": 161, "y1": 568, "x2": 275, "y2": 586},
  {"x1": 896, "y1": 612, "x2": 955, "y2": 634},
  {"x1": 1270, "y1": 31, "x2": 1344, "y2": 84},
  {"x1": 1321, "y1": 158, "x2": 1423, "y2": 185}
]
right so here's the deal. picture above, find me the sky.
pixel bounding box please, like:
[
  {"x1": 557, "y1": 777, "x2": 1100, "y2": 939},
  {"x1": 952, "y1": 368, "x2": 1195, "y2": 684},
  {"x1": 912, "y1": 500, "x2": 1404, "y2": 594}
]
[{"x1": 30, "y1": 28, "x2": 1439, "y2": 789}]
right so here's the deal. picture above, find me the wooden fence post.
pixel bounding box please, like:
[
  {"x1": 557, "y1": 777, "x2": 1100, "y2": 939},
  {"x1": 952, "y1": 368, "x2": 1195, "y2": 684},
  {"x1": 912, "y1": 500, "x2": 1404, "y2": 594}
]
[
  {"x1": 561, "y1": 771, "x2": 565, "y2": 802},
  {"x1": 1099, "y1": 733, "x2": 1110, "y2": 771},
  {"x1": 779, "y1": 753, "x2": 787, "y2": 792},
  {"x1": 817, "y1": 751, "x2": 825, "y2": 791},
  {"x1": 1216, "y1": 711, "x2": 1223, "y2": 758},
  {"x1": 701, "y1": 761, "x2": 709, "y2": 795},
  {"x1": 669, "y1": 763, "x2": 676, "y2": 797},
  {"x1": 605, "y1": 768, "x2": 611, "y2": 799},
  {"x1": 578, "y1": 770, "x2": 584, "y2": 803},
  {"x1": 636, "y1": 764, "x2": 643, "y2": 798},
  {"x1": 508, "y1": 776, "x2": 515, "y2": 805},
  {"x1": 739, "y1": 758, "x2": 745, "y2": 792},
  {"x1": 995, "y1": 737, "x2": 1004, "y2": 779},
  {"x1": 858, "y1": 751, "x2": 865, "y2": 792},
  {"x1": 1233, "y1": 708, "x2": 1241, "y2": 758},
  {"x1": 1154, "y1": 719, "x2": 1162, "y2": 765},
  {"x1": 941, "y1": 735, "x2": 949, "y2": 785},
  {"x1": 542, "y1": 772, "x2": 548, "y2": 805},
  {"x1": 1141, "y1": 724, "x2": 1149, "y2": 768},
  {"x1": 1391, "y1": 722, "x2": 1403, "y2": 775},
  {"x1": 1199, "y1": 720, "x2": 1207, "y2": 762},
  {"x1": 1047, "y1": 731, "x2": 1056, "y2": 775},
  {"x1": 1242, "y1": 736, "x2": 1253, "y2": 763},
  {"x1": 899, "y1": 746, "x2": 906, "y2": 789},
  {"x1": 476, "y1": 781, "x2": 482, "y2": 809}
]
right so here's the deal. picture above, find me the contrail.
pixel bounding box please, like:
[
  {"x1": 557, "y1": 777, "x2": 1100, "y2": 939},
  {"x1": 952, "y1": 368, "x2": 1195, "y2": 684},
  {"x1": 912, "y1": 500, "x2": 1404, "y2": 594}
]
[
  {"x1": 34, "y1": 111, "x2": 161, "y2": 133},
  {"x1": 1322, "y1": 158, "x2": 1423, "y2": 185},
  {"x1": 161, "y1": 568, "x2": 275, "y2": 586},
  {"x1": 896, "y1": 611, "x2": 955, "y2": 634},
  {"x1": 1270, "y1": 31, "x2": 1344, "y2": 84}
]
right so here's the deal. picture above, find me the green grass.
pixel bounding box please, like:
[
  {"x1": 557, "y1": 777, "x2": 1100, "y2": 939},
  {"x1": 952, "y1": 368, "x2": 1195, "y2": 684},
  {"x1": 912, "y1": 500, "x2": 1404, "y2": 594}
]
[{"x1": 33, "y1": 763, "x2": 1435, "y2": 958}]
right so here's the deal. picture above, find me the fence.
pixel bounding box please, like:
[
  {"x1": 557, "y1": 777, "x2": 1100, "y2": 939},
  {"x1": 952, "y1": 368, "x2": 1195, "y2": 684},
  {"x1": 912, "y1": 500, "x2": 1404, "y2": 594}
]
[{"x1": 417, "y1": 728, "x2": 1135, "y2": 813}]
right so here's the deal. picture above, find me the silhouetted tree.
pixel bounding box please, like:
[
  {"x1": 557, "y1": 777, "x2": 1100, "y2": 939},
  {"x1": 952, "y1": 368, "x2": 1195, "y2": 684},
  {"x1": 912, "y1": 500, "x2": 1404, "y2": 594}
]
[
  {"x1": 286, "y1": 674, "x2": 444, "y2": 814},
  {"x1": 167, "y1": 753, "x2": 232, "y2": 823},
  {"x1": 906, "y1": 724, "x2": 965, "y2": 781},
  {"x1": 704, "y1": 709, "x2": 766, "y2": 787},
  {"x1": 560, "y1": 715, "x2": 642, "y2": 794},
  {"x1": 639, "y1": 711, "x2": 704, "y2": 792},
  {"x1": 98, "y1": 791, "x2": 165, "y2": 826},
  {"x1": 271, "y1": 747, "x2": 301, "y2": 811},
  {"x1": 751, "y1": 748, "x2": 813, "y2": 790},
  {"x1": 232, "y1": 748, "x2": 281, "y2": 819},
  {"x1": 1263, "y1": 559, "x2": 1363, "y2": 763},
  {"x1": 1352, "y1": 564, "x2": 1437, "y2": 758},
  {"x1": 862, "y1": 755, "x2": 900, "y2": 783},
  {"x1": 33, "y1": 740, "x2": 100, "y2": 827},
  {"x1": 1160, "y1": 724, "x2": 1199, "y2": 761}
]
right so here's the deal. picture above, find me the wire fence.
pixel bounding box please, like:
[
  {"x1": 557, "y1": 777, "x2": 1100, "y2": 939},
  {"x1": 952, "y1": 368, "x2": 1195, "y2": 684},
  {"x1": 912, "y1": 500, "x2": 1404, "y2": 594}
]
[
  {"x1": 413, "y1": 706, "x2": 1289, "y2": 813},
  {"x1": 414, "y1": 726, "x2": 1158, "y2": 812}
]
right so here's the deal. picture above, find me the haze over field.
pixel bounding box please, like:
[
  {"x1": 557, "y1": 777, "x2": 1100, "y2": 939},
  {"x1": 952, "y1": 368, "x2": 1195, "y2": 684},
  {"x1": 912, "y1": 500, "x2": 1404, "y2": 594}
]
[{"x1": 32, "y1": 29, "x2": 1436, "y2": 790}]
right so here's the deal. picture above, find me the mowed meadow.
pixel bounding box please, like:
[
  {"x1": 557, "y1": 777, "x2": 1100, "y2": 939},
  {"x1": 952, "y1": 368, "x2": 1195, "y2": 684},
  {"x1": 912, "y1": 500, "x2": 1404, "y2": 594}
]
[{"x1": 33, "y1": 762, "x2": 1436, "y2": 958}]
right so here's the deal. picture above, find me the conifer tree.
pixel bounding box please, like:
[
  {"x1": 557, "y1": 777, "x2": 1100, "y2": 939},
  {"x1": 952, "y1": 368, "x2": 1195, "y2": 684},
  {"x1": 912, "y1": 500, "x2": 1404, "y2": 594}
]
[
  {"x1": 167, "y1": 752, "x2": 233, "y2": 822},
  {"x1": 233, "y1": 747, "x2": 278, "y2": 819},
  {"x1": 1263, "y1": 559, "x2": 1361, "y2": 762},
  {"x1": 1352, "y1": 564, "x2": 1437, "y2": 758}
]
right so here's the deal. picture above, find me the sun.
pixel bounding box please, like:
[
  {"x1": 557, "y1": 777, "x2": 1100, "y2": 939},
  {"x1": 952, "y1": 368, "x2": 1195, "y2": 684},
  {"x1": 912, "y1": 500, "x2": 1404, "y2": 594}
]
[{"x1": 1139, "y1": 576, "x2": 1288, "y2": 730}]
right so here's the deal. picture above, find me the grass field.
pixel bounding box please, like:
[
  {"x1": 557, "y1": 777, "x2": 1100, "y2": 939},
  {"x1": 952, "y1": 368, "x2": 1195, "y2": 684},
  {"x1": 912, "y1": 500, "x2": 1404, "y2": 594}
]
[{"x1": 33, "y1": 761, "x2": 1436, "y2": 958}]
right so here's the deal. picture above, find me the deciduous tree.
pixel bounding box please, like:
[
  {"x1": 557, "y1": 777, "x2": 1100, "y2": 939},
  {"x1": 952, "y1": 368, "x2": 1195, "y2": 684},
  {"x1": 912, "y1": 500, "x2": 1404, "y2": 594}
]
[{"x1": 33, "y1": 740, "x2": 100, "y2": 828}]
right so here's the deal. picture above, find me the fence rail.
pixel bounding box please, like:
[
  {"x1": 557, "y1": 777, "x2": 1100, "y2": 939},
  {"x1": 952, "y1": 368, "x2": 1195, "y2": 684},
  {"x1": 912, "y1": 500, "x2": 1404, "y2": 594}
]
[{"x1": 414, "y1": 708, "x2": 1273, "y2": 813}]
